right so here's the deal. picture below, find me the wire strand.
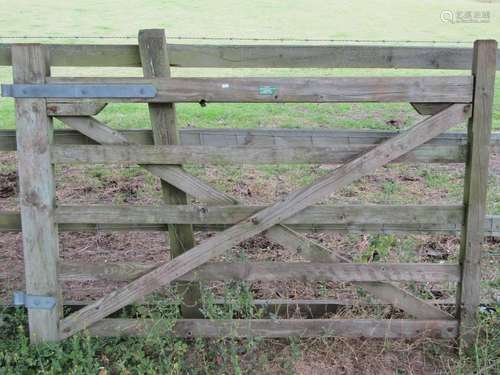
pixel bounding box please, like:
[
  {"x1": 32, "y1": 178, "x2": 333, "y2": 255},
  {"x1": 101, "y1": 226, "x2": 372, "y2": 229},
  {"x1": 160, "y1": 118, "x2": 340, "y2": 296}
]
[{"x1": 0, "y1": 35, "x2": 474, "y2": 44}]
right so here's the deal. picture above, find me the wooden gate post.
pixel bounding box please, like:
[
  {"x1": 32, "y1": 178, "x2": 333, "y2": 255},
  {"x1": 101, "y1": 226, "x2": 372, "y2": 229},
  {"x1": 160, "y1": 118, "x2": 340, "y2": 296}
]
[
  {"x1": 457, "y1": 39, "x2": 497, "y2": 349},
  {"x1": 138, "y1": 29, "x2": 202, "y2": 318},
  {"x1": 12, "y1": 44, "x2": 61, "y2": 343}
]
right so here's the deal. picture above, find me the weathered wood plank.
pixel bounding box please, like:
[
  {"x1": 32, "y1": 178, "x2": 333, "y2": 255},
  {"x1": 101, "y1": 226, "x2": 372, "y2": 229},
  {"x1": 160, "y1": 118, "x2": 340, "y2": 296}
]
[
  {"x1": 87, "y1": 318, "x2": 458, "y2": 339},
  {"x1": 12, "y1": 45, "x2": 61, "y2": 343},
  {"x1": 50, "y1": 142, "x2": 471, "y2": 165},
  {"x1": 1, "y1": 43, "x2": 499, "y2": 70},
  {"x1": 54, "y1": 204, "x2": 463, "y2": 225},
  {"x1": 46, "y1": 76, "x2": 473, "y2": 103},
  {"x1": 46, "y1": 101, "x2": 107, "y2": 116},
  {"x1": 139, "y1": 29, "x2": 201, "y2": 318},
  {"x1": 2, "y1": 211, "x2": 500, "y2": 236},
  {"x1": 184, "y1": 263, "x2": 460, "y2": 282},
  {"x1": 457, "y1": 40, "x2": 497, "y2": 348},
  {"x1": 59, "y1": 104, "x2": 470, "y2": 338},
  {"x1": 2, "y1": 128, "x2": 499, "y2": 159},
  {"x1": 58, "y1": 261, "x2": 460, "y2": 283},
  {"x1": 0, "y1": 44, "x2": 141, "y2": 67},
  {"x1": 178, "y1": 128, "x2": 483, "y2": 147}
]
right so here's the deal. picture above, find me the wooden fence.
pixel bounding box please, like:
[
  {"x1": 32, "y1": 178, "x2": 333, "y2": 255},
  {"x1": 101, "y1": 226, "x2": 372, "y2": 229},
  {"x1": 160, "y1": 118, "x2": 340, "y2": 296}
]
[{"x1": 0, "y1": 30, "x2": 497, "y2": 349}]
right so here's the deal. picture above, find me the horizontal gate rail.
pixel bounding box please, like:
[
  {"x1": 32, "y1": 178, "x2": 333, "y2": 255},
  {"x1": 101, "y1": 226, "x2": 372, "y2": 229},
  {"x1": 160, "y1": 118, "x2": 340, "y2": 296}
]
[
  {"x1": 53, "y1": 204, "x2": 463, "y2": 225},
  {"x1": 2, "y1": 211, "x2": 499, "y2": 236},
  {"x1": 1, "y1": 261, "x2": 460, "y2": 283},
  {"x1": 2, "y1": 128, "x2": 500, "y2": 164},
  {"x1": 49, "y1": 143, "x2": 469, "y2": 164},
  {"x1": 0, "y1": 128, "x2": 496, "y2": 147},
  {"x1": 65, "y1": 262, "x2": 460, "y2": 282},
  {"x1": 0, "y1": 43, "x2": 499, "y2": 70},
  {"x1": 37, "y1": 76, "x2": 473, "y2": 103},
  {"x1": 86, "y1": 319, "x2": 458, "y2": 339}
]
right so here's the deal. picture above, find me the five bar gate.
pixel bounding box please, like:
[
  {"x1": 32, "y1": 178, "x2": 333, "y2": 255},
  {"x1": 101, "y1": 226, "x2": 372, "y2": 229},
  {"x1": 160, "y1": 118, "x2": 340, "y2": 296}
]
[{"x1": 0, "y1": 30, "x2": 497, "y2": 349}]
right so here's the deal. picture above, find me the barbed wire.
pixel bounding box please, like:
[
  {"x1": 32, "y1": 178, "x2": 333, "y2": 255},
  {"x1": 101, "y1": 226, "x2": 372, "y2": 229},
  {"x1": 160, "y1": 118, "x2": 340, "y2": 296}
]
[{"x1": 0, "y1": 35, "x2": 474, "y2": 44}]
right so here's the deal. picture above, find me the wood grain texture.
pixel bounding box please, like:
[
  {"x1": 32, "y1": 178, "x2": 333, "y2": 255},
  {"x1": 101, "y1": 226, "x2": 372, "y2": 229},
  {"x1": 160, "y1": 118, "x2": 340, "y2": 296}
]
[
  {"x1": 2, "y1": 128, "x2": 499, "y2": 161},
  {"x1": 87, "y1": 318, "x2": 458, "y2": 339},
  {"x1": 50, "y1": 143, "x2": 470, "y2": 165},
  {"x1": 54, "y1": 204, "x2": 463, "y2": 225},
  {"x1": 12, "y1": 45, "x2": 61, "y2": 343},
  {"x1": 59, "y1": 104, "x2": 470, "y2": 339},
  {"x1": 457, "y1": 40, "x2": 497, "y2": 348},
  {"x1": 2, "y1": 211, "x2": 499, "y2": 236},
  {"x1": 46, "y1": 76, "x2": 473, "y2": 103},
  {"x1": 58, "y1": 261, "x2": 460, "y2": 283},
  {"x1": 1, "y1": 43, "x2": 499, "y2": 70},
  {"x1": 139, "y1": 29, "x2": 201, "y2": 318}
]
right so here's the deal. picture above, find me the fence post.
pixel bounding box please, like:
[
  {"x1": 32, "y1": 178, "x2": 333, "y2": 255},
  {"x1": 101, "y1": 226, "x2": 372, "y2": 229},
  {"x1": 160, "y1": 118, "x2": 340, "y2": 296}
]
[
  {"x1": 457, "y1": 39, "x2": 497, "y2": 349},
  {"x1": 12, "y1": 44, "x2": 61, "y2": 343},
  {"x1": 138, "y1": 29, "x2": 202, "y2": 318}
]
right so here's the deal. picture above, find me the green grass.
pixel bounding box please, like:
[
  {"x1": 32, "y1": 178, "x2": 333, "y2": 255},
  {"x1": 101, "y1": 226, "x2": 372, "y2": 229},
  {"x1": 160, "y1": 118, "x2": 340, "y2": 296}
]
[
  {"x1": 1, "y1": 293, "x2": 498, "y2": 374},
  {"x1": 0, "y1": 1, "x2": 500, "y2": 132},
  {"x1": 0, "y1": 1, "x2": 499, "y2": 374}
]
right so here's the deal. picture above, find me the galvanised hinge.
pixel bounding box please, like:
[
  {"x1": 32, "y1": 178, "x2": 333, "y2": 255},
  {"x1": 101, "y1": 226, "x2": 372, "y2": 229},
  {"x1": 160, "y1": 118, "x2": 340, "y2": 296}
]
[
  {"x1": 13, "y1": 291, "x2": 57, "y2": 310},
  {"x1": 1, "y1": 84, "x2": 156, "y2": 98}
]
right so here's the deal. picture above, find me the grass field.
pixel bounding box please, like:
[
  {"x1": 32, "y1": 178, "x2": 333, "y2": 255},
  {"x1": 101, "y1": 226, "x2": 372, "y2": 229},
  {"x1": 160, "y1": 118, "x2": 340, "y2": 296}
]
[{"x1": 0, "y1": 1, "x2": 499, "y2": 374}]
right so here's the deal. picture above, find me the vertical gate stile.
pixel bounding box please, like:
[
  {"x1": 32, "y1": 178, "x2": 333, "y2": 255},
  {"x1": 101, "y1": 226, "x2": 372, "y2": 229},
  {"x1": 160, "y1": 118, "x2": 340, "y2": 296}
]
[
  {"x1": 457, "y1": 39, "x2": 497, "y2": 349},
  {"x1": 12, "y1": 44, "x2": 61, "y2": 343},
  {"x1": 138, "y1": 29, "x2": 202, "y2": 318}
]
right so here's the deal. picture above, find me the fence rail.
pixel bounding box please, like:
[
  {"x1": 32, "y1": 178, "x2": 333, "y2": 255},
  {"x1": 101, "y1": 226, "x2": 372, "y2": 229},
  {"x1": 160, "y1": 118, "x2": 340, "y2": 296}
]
[
  {"x1": 1, "y1": 210, "x2": 499, "y2": 235},
  {"x1": 0, "y1": 43, "x2": 499, "y2": 69},
  {"x1": 1, "y1": 128, "x2": 499, "y2": 164},
  {"x1": 86, "y1": 318, "x2": 458, "y2": 339}
]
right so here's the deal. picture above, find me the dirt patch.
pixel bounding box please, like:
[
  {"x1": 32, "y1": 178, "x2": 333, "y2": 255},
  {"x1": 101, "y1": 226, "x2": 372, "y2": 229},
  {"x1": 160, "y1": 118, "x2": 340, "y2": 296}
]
[
  {"x1": 0, "y1": 171, "x2": 16, "y2": 198},
  {"x1": 419, "y1": 236, "x2": 459, "y2": 261}
]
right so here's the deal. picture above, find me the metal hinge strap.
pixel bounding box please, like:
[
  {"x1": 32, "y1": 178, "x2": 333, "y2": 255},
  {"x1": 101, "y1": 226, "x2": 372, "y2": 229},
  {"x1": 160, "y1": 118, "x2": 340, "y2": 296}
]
[{"x1": 1, "y1": 84, "x2": 156, "y2": 98}]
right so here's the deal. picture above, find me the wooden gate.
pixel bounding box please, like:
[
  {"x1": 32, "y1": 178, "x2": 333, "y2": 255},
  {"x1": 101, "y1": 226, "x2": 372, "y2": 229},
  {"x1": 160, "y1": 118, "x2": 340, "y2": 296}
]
[{"x1": 1, "y1": 30, "x2": 497, "y2": 349}]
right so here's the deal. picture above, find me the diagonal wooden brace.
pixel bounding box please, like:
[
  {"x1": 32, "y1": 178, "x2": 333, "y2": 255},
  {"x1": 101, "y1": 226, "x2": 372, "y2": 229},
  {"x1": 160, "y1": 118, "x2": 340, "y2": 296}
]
[
  {"x1": 59, "y1": 104, "x2": 470, "y2": 338},
  {"x1": 60, "y1": 115, "x2": 452, "y2": 319}
]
